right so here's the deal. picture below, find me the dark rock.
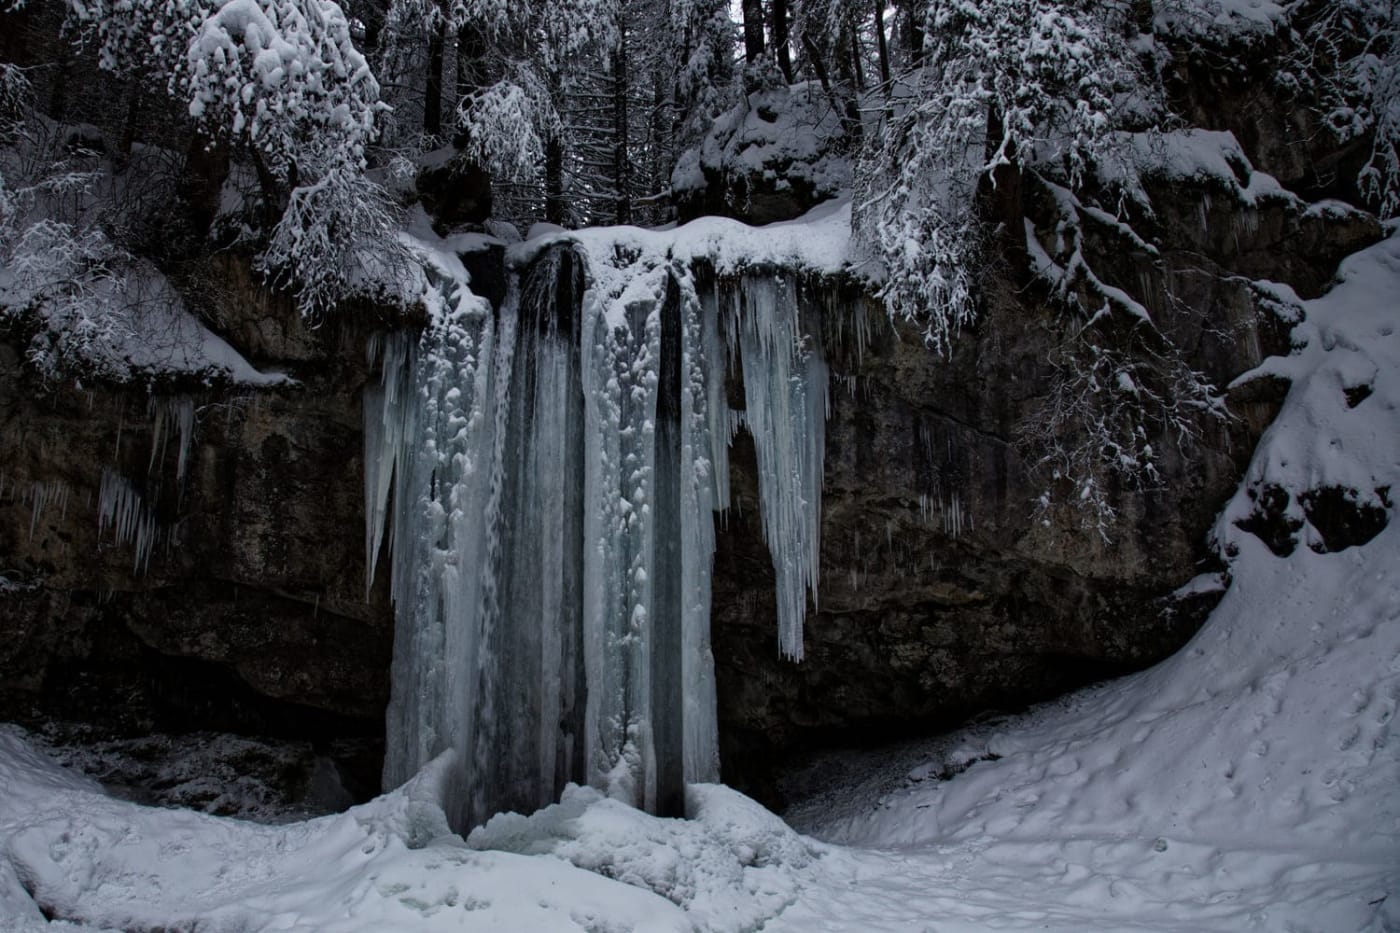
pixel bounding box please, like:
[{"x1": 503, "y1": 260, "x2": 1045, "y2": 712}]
[
  {"x1": 1299, "y1": 485, "x2": 1391, "y2": 552},
  {"x1": 1232, "y1": 484, "x2": 1302, "y2": 557},
  {"x1": 1162, "y1": 21, "x2": 1375, "y2": 207},
  {"x1": 416, "y1": 152, "x2": 493, "y2": 233},
  {"x1": 0, "y1": 253, "x2": 396, "y2": 752}
]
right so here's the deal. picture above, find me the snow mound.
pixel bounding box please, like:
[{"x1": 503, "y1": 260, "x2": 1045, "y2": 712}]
[
  {"x1": 1219, "y1": 224, "x2": 1400, "y2": 556},
  {"x1": 469, "y1": 783, "x2": 819, "y2": 933}
]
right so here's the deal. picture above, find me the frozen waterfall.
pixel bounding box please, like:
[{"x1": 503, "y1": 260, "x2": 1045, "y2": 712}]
[{"x1": 366, "y1": 246, "x2": 830, "y2": 829}]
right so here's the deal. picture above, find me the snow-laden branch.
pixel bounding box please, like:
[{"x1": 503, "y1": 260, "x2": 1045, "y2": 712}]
[{"x1": 853, "y1": 0, "x2": 1153, "y2": 350}]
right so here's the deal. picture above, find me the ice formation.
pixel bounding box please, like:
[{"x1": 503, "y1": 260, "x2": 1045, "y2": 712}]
[
  {"x1": 98, "y1": 468, "x2": 160, "y2": 574},
  {"x1": 367, "y1": 241, "x2": 834, "y2": 827},
  {"x1": 147, "y1": 396, "x2": 196, "y2": 489},
  {"x1": 23, "y1": 480, "x2": 70, "y2": 542},
  {"x1": 721, "y1": 276, "x2": 828, "y2": 660}
]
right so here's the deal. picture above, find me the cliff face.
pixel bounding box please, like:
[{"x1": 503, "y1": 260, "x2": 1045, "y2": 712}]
[
  {"x1": 711, "y1": 181, "x2": 1380, "y2": 796},
  {"x1": 2, "y1": 188, "x2": 1377, "y2": 805},
  {"x1": 0, "y1": 31, "x2": 1387, "y2": 805},
  {"x1": 0, "y1": 262, "x2": 395, "y2": 761}
]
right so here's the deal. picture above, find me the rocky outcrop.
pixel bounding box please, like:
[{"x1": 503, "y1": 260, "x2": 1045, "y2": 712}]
[
  {"x1": 673, "y1": 83, "x2": 851, "y2": 226},
  {"x1": 708, "y1": 142, "x2": 1383, "y2": 803}
]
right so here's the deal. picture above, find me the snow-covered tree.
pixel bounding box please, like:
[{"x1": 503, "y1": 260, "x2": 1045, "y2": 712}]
[
  {"x1": 182, "y1": 0, "x2": 382, "y2": 182},
  {"x1": 1296, "y1": 0, "x2": 1400, "y2": 217},
  {"x1": 61, "y1": 0, "x2": 206, "y2": 79},
  {"x1": 854, "y1": 0, "x2": 1148, "y2": 350},
  {"x1": 0, "y1": 81, "x2": 139, "y2": 381},
  {"x1": 54, "y1": 0, "x2": 401, "y2": 312},
  {"x1": 671, "y1": 0, "x2": 737, "y2": 143}
]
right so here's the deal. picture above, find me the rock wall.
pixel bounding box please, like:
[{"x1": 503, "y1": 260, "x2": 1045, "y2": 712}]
[
  {"x1": 0, "y1": 261, "x2": 398, "y2": 792},
  {"x1": 707, "y1": 148, "x2": 1380, "y2": 800}
]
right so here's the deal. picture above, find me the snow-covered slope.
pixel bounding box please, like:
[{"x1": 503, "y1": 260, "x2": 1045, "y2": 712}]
[
  {"x1": 1, "y1": 230, "x2": 1396, "y2": 932},
  {"x1": 778, "y1": 226, "x2": 1400, "y2": 931}
]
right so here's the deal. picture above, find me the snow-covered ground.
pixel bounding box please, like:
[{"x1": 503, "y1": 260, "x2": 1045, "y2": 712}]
[{"x1": 3, "y1": 230, "x2": 1397, "y2": 930}]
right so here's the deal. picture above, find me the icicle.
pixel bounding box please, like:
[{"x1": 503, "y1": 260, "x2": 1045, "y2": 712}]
[
  {"x1": 148, "y1": 396, "x2": 197, "y2": 488},
  {"x1": 28, "y1": 482, "x2": 45, "y2": 541},
  {"x1": 98, "y1": 468, "x2": 159, "y2": 574},
  {"x1": 26, "y1": 480, "x2": 72, "y2": 541},
  {"x1": 942, "y1": 491, "x2": 966, "y2": 539},
  {"x1": 699, "y1": 279, "x2": 731, "y2": 513},
  {"x1": 362, "y1": 331, "x2": 414, "y2": 597},
  {"x1": 727, "y1": 274, "x2": 829, "y2": 661}
]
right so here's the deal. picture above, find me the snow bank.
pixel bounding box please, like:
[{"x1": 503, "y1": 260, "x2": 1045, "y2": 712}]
[
  {"x1": 1100, "y1": 128, "x2": 1296, "y2": 209},
  {"x1": 1218, "y1": 224, "x2": 1400, "y2": 554},
  {"x1": 0, "y1": 733, "x2": 689, "y2": 931},
  {"x1": 114, "y1": 266, "x2": 291, "y2": 386},
  {"x1": 506, "y1": 196, "x2": 858, "y2": 343}
]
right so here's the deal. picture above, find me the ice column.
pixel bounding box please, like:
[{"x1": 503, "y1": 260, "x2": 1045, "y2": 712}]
[
  {"x1": 371, "y1": 277, "x2": 515, "y2": 831},
  {"x1": 577, "y1": 256, "x2": 724, "y2": 816}
]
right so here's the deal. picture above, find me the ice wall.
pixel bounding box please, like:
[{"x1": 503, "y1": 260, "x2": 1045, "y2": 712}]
[{"x1": 368, "y1": 246, "x2": 831, "y2": 829}]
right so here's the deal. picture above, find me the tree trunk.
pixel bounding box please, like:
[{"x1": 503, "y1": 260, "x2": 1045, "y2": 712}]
[
  {"x1": 771, "y1": 0, "x2": 793, "y2": 83},
  {"x1": 117, "y1": 83, "x2": 140, "y2": 168},
  {"x1": 178, "y1": 134, "x2": 230, "y2": 239},
  {"x1": 833, "y1": 28, "x2": 864, "y2": 148},
  {"x1": 424, "y1": 22, "x2": 445, "y2": 137},
  {"x1": 979, "y1": 105, "x2": 1024, "y2": 260},
  {"x1": 545, "y1": 135, "x2": 565, "y2": 225},
  {"x1": 903, "y1": 0, "x2": 924, "y2": 66},
  {"x1": 742, "y1": 0, "x2": 766, "y2": 82},
  {"x1": 49, "y1": 43, "x2": 69, "y2": 122},
  {"x1": 874, "y1": 1, "x2": 891, "y2": 89},
  {"x1": 850, "y1": 28, "x2": 866, "y2": 92},
  {"x1": 802, "y1": 34, "x2": 838, "y2": 108},
  {"x1": 612, "y1": 38, "x2": 632, "y2": 224}
]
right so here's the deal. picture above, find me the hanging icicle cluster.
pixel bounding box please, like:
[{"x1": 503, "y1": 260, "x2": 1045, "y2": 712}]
[
  {"x1": 98, "y1": 468, "x2": 161, "y2": 574},
  {"x1": 366, "y1": 245, "x2": 832, "y2": 829},
  {"x1": 719, "y1": 276, "x2": 828, "y2": 661}
]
